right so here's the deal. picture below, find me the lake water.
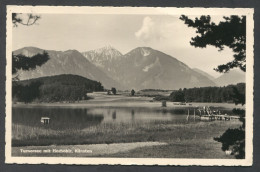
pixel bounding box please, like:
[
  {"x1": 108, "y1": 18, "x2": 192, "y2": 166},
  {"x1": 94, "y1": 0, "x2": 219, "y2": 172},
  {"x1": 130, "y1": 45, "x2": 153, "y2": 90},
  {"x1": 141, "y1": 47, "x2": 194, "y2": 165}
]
[{"x1": 12, "y1": 105, "x2": 236, "y2": 130}]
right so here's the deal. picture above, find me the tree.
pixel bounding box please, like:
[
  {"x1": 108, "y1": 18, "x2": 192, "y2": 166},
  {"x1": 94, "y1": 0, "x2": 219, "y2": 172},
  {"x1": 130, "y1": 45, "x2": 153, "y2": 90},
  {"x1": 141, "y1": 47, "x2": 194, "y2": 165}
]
[
  {"x1": 111, "y1": 87, "x2": 117, "y2": 95},
  {"x1": 12, "y1": 81, "x2": 42, "y2": 103},
  {"x1": 12, "y1": 13, "x2": 41, "y2": 27},
  {"x1": 131, "y1": 89, "x2": 135, "y2": 96},
  {"x1": 12, "y1": 13, "x2": 49, "y2": 81},
  {"x1": 180, "y1": 15, "x2": 246, "y2": 73},
  {"x1": 169, "y1": 89, "x2": 185, "y2": 102},
  {"x1": 12, "y1": 13, "x2": 50, "y2": 103},
  {"x1": 214, "y1": 108, "x2": 245, "y2": 159},
  {"x1": 180, "y1": 15, "x2": 246, "y2": 158},
  {"x1": 214, "y1": 127, "x2": 245, "y2": 158},
  {"x1": 12, "y1": 51, "x2": 50, "y2": 75},
  {"x1": 232, "y1": 83, "x2": 245, "y2": 105}
]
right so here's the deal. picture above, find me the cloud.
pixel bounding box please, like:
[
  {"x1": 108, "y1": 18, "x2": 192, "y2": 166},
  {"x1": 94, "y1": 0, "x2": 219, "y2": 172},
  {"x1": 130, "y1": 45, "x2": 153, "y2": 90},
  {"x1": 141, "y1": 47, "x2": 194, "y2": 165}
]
[
  {"x1": 135, "y1": 17, "x2": 158, "y2": 42},
  {"x1": 135, "y1": 16, "x2": 177, "y2": 43}
]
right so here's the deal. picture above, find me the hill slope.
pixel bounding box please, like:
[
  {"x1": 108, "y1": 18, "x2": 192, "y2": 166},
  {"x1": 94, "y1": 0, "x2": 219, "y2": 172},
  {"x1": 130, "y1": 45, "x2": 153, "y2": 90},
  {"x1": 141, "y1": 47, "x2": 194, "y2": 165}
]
[
  {"x1": 215, "y1": 69, "x2": 245, "y2": 86},
  {"x1": 193, "y1": 68, "x2": 216, "y2": 81}
]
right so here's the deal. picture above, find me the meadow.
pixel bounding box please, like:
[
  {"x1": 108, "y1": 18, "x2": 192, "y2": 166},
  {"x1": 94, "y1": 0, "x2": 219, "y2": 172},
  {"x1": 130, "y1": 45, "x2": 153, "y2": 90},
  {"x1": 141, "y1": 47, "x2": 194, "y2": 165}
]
[{"x1": 12, "y1": 119, "x2": 241, "y2": 158}]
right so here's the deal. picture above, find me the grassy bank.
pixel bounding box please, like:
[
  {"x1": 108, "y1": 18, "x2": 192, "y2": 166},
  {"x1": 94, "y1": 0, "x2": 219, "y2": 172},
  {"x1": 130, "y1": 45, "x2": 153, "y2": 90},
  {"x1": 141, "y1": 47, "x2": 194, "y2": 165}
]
[
  {"x1": 12, "y1": 120, "x2": 241, "y2": 158},
  {"x1": 12, "y1": 120, "x2": 241, "y2": 147}
]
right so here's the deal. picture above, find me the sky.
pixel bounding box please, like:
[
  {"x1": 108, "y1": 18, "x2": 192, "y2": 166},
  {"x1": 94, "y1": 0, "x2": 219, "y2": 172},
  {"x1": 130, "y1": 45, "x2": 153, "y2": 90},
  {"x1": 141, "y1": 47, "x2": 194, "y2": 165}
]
[{"x1": 12, "y1": 14, "x2": 234, "y2": 77}]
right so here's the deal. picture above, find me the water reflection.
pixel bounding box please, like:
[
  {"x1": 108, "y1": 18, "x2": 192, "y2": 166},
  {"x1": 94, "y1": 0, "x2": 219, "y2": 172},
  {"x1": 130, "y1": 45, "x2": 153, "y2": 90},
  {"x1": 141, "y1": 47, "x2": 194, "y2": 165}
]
[
  {"x1": 131, "y1": 109, "x2": 135, "y2": 121},
  {"x1": 112, "y1": 111, "x2": 117, "y2": 120},
  {"x1": 12, "y1": 106, "x2": 234, "y2": 129},
  {"x1": 12, "y1": 107, "x2": 104, "y2": 130}
]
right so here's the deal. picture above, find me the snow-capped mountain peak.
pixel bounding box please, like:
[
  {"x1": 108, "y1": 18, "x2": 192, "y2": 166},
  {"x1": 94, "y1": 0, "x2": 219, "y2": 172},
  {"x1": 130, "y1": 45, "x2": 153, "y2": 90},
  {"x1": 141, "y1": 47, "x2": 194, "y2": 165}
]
[{"x1": 82, "y1": 46, "x2": 122, "y2": 62}]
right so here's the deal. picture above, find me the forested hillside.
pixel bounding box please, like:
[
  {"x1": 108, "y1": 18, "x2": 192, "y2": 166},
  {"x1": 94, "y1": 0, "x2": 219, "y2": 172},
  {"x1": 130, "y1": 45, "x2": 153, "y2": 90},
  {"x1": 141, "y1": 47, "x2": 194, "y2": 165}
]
[
  {"x1": 168, "y1": 83, "x2": 245, "y2": 104},
  {"x1": 13, "y1": 74, "x2": 104, "y2": 103}
]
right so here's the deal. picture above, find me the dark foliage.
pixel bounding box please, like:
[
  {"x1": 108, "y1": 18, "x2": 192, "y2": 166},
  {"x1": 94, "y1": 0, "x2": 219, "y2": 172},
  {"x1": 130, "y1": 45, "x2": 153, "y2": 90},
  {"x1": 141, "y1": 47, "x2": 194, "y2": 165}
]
[
  {"x1": 212, "y1": 84, "x2": 245, "y2": 159},
  {"x1": 13, "y1": 81, "x2": 42, "y2": 103},
  {"x1": 232, "y1": 83, "x2": 245, "y2": 105},
  {"x1": 111, "y1": 87, "x2": 117, "y2": 95},
  {"x1": 168, "y1": 83, "x2": 245, "y2": 103},
  {"x1": 12, "y1": 51, "x2": 50, "y2": 75},
  {"x1": 131, "y1": 89, "x2": 135, "y2": 96},
  {"x1": 140, "y1": 89, "x2": 171, "y2": 92},
  {"x1": 214, "y1": 128, "x2": 245, "y2": 159},
  {"x1": 214, "y1": 107, "x2": 245, "y2": 159},
  {"x1": 12, "y1": 13, "x2": 41, "y2": 27},
  {"x1": 12, "y1": 13, "x2": 49, "y2": 81},
  {"x1": 13, "y1": 74, "x2": 104, "y2": 103},
  {"x1": 179, "y1": 14, "x2": 247, "y2": 159},
  {"x1": 170, "y1": 89, "x2": 185, "y2": 102},
  {"x1": 180, "y1": 15, "x2": 246, "y2": 73},
  {"x1": 232, "y1": 108, "x2": 245, "y2": 115}
]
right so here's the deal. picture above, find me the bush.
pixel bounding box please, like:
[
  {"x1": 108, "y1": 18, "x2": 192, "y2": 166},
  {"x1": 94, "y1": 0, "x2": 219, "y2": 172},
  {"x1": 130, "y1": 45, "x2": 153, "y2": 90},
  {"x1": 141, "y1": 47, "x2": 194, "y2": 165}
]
[
  {"x1": 131, "y1": 89, "x2": 135, "y2": 96},
  {"x1": 214, "y1": 128, "x2": 245, "y2": 159},
  {"x1": 111, "y1": 87, "x2": 117, "y2": 95}
]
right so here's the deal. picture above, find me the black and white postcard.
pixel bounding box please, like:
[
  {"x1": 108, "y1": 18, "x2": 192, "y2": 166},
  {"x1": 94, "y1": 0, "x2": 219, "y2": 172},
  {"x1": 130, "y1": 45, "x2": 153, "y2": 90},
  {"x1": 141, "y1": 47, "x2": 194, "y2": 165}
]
[{"x1": 5, "y1": 6, "x2": 254, "y2": 165}]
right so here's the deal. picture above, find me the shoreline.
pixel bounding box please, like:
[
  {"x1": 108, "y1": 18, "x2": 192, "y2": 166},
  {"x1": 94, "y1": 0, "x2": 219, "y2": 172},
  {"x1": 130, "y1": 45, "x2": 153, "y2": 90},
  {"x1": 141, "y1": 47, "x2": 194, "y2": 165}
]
[
  {"x1": 12, "y1": 92, "x2": 245, "y2": 109},
  {"x1": 13, "y1": 101, "x2": 245, "y2": 110}
]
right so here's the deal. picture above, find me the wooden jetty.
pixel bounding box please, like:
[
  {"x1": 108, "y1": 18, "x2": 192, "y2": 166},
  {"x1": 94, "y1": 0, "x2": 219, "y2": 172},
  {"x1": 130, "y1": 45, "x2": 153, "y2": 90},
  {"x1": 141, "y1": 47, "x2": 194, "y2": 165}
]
[
  {"x1": 187, "y1": 106, "x2": 241, "y2": 121},
  {"x1": 200, "y1": 114, "x2": 240, "y2": 121}
]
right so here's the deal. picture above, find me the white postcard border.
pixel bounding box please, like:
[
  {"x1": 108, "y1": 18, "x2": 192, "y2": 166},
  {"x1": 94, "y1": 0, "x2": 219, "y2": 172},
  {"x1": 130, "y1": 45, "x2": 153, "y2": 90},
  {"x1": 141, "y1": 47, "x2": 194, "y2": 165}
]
[{"x1": 5, "y1": 6, "x2": 254, "y2": 166}]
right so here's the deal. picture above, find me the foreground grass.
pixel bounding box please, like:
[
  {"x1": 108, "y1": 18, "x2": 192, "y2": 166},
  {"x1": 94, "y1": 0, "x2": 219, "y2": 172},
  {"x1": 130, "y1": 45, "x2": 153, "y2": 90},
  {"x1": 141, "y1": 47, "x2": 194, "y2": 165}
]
[
  {"x1": 12, "y1": 120, "x2": 241, "y2": 158},
  {"x1": 12, "y1": 120, "x2": 241, "y2": 146}
]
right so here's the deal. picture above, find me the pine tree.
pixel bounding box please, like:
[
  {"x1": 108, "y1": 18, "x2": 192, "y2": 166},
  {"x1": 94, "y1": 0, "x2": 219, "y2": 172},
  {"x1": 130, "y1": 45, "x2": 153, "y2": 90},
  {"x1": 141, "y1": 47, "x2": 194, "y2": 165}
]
[
  {"x1": 180, "y1": 15, "x2": 246, "y2": 158},
  {"x1": 180, "y1": 15, "x2": 246, "y2": 73},
  {"x1": 12, "y1": 13, "x2": 49, "y2": 81}
]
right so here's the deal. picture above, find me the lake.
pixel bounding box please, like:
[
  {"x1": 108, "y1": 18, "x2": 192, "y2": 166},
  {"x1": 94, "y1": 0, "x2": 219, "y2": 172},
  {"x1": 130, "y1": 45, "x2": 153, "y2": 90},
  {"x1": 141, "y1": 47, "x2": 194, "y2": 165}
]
[{"x1": 12, "y1": 104, "x2": 237, "y2": 130}]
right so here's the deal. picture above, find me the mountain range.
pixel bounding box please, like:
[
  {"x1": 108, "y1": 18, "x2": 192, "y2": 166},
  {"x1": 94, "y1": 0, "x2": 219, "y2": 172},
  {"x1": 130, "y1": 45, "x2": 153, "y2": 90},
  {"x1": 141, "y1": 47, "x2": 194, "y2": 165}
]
[
  {"x1": 13, "y1": 47, "x2": 123, "y2": 89},
  {"x1": 192, "y1": 68, "x2": 245, "y2": 86},
  {"x1": 13, "y1": 46, "x2": 245, "y2": 90},
  {"x1": 214, "y1": 69, "x2": 245, "y2": 86},
  {"x1": 83, "y1": 46, "x2": 216, "y2": 90},
  {"x1": 192, "y1": 68, "x2": 216, "y2": 81}
]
